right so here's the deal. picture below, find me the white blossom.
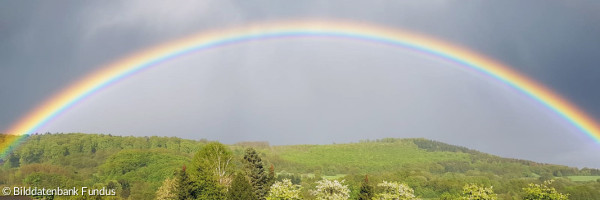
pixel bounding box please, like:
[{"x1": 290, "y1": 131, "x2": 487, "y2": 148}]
[
  {"x1": 266, "y1": 179, "x2": 302, "y2": 200},
  {"x1": 311, "y1": 179, "x2": 351, "y2": 200},
  {"x1": 373, "y1": 181, "x2": 420, "y2": 200}
]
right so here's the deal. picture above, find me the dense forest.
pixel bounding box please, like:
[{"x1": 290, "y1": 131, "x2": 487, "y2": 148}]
[{"x1": 1, "y1": 133, "x2": 600, "y2": 199}]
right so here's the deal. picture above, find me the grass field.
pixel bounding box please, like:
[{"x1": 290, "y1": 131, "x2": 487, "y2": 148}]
[
  {"x1": 270, "y1": 140, "x2": 471, "y2": 174},
  {"x1": 568, "y1": 176, "x2": 600, "y2": 182}
]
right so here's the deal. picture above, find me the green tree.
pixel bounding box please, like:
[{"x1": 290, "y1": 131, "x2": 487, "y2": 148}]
[
  {"x1": 440, "y1": 192, "x2": 460, "y2": 200},
  {"x1": 189, "y1": 143, "x2": 230, "y2": 200},
  {"x1": 311, "y1": 179, "x2": 350, "y2": 200},
  {"x1": 180, "y1": 163, "x2": 225, "y2": 200},
  {"x1": 228, "y1": 172, "x2": 256, "y2": 200},
  {"x1": 176, "y1": 165, "x2": 194, "y2": 200},
  {"x1": 522, "y1": 180, "x2": 569, "y2": 200},
  {"x1": 539, "y1": 173, "x2": 554, "y2": 182},
  {"x1": 373, "y1": 181, "x2": 419, "y2": 200},
  {"x1": 266, "y1": 179, "x2": 302, "y2": 200},
  {"x1": 461, "y1": 184, "x2": 497, "y2": 200},
  {"x1": 156, "y1": 177, "x2": 177, "y2": 200},
  {"x1": 357, "y1": 175, "x2": 374, "y2": 200},
  {"x1": 243, "y1": 148, "x2": 270, "y2": 200},
  {"x1": 191, "y1": 142, "x2": 234, "y2": 186},
  {"x1": 269, "y1": 164, "x2": 276, "y2": 186},
  {"x1": 6, "y1": 153, "x2": 20, "y2": 168}
]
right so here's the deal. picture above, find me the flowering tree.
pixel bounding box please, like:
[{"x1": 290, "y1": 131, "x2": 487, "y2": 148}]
[
  {"x1": 311, "y1": 179, "x2": 351, "y2": 200},
  {"x1": 373, "y1": 181, "x2": 420, "y2": 200},
  {"x1": 460, "y1": 184, "x2": 497, "y2": 200},
  {"x1": 522, "y1": 180, "x2": 569, "y2": 200},
  {"x1": 266, "y1": 179, "x2": 302, "y2": 200}
]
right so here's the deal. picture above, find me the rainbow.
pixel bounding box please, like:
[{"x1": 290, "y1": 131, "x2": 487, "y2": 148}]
[{"x1": 2, "y1": 20, "x2": 600, "y2": 158}]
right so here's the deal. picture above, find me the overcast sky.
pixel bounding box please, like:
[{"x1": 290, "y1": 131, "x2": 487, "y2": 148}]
[{"x1": 1, "y1": 1, "x2": 600, "y2": 168}]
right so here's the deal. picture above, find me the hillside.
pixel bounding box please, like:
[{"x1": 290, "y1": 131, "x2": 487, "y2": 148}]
[{"x1": 1, "y1": 133, "x2": 600, "y2": 199}]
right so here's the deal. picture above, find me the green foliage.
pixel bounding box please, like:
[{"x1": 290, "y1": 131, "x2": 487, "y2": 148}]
[
  {"x1": 276, "y1": 173, "x2": 302, "y2": 184},
  {"x1": 2, "y1": 134, "x2": 600, "y2": 200},
  {"x1": 357, "y1": 175, "x2": 373, "y2": 200},
  {"x1": 266, "y1": 179, "x2": 302, "y2": 200},
  {"x1": 228, "y1": 172, "x2": 256, "y2": 200},
  {"x1": 460, "y1": 183, "x2": 497, "y2": 200},
  {"x1": 188, "y1": 143, "x2": 230, "y2": 200},
  {"x1": 155, "y1": 177, "x2": 177, "y2": 200},
  {"x1": 100, "y1": 149, "x2": 189, "y2": 184},
  {"x1": 440, "y1": 192, "x2": 461, "y2": 200},
  {"x1": 412, "y1": 138, "x2": 475, "y2": 153},
  {"x1": 191, "y1": 142, "x2": 234, "y2": 186},
  {"x1": 244, "y1": 147, "x2": 271, "y2": 200},
  {"x1": 563, "y1": 183, "x2": 600, "y2": 199},
  {"x1": 175, "y1": 164, "x2": 225, "y2": 200},
  {"x1": 269, "y1": 164, "x2": 276, "y2": 186},
  {"x1": 272, "y1": 140, "x2": 470, "y2": 175},
  {"x1": 567, "y1": 176, "x2": 600, "y2": 182},
  {"x1": 523, "y1": 180, "x2": 569, "y2": 200},
  {"x1": 3, "y1": 153, "x2": 20, "y2": 168},
  {"x1": 176, "y1": 166, "x2": 194, "y2": 200}
]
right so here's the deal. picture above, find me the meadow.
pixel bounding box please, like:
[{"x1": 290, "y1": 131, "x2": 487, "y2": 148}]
[{"x1": 567, "y1": 176, "x2": 600, "y2": 182}]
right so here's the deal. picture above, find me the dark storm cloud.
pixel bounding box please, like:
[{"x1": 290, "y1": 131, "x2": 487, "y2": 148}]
[
  {"x1": 0, "y1": 1, "x2": 93, "y2": 129},
  {"x1": 1, "y1": 0, "x2": 600, "y2": 168}
]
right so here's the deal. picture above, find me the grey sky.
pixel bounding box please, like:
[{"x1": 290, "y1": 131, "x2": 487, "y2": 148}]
[{"x1": 1, "y1": 1, "x2": 600, "y2": 168}]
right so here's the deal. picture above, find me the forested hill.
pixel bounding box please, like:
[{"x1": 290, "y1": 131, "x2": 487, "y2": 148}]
[{"x1": 1, "y1": 133, "x2": 600, "y2": 199}]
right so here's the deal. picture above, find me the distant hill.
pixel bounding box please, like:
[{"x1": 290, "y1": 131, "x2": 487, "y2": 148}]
[
  {"x1": 1, "y1": 133, "x2": 599, "y2": 199},
  {"x1": 268, "y1": 138, "x2": 600, "y2": 175}
]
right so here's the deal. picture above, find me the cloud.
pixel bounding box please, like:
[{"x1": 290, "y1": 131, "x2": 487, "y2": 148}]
[
  {"x1": 2, "y1": 0, "x2": 599, "y2": 169},
  {"x1": 79, "y1": 0, "x2": 243, "y2": 40}
]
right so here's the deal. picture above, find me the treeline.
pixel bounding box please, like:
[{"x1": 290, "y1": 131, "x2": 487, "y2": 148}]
[
  {"x1": 2, "y1": 133, "x2": 208, "y2": 167},
  {"x1": 142, "y1": 142, "x2": 580, "y2": 200},
  {"x1": 1, "y1": 133, "x2": 600, "y2": 199},
  {"x1": 360, "y1": 138, "x2": 600, "y2": 177},
  {"x1": 1, "y1": 133, "x2": 209, "y2": 199}
]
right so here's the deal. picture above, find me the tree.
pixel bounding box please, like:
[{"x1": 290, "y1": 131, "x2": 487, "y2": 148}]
[
  {"x1": 373, "y1": 181, "x2": 419, "y2": 200},
  {"x1": 311, "y1": 179, "x2": 350, "y2": 200},
  {"x1": 440, "y1": 192, "x2": 460, "y2": 200},
  {"x1": 266, "y1": 179, "x2": 302, "y2": 200},
  {"x1": 460, "y1": 184, "x2": 497, "y2": 200},
  {"x1": 156, "y1": 177, "x2": 177, "y2": 200},
  {"x1": 357, "y1": 175, "x2": 374, "y2": 200},
  {"x1": 243, "y1": 148, "x2": 270, "y2": 200},
  {"x1": 191, "y1": 142, "x2": 234, "y2": 186},
  {"x1": 183, "y1": 160, "x2": 225, "y2": 200},
  {"x1": 228, "y1": 172, "x2": 255, "y2": 200},
  {"x1": 522, "y1": 180, "x2": 569, "y2": 200},
  {"x1": 192, "y1": 170, "x2": 225, "y2": 200},
  {"x1": 189, "y1": 143, "x2": 229, "y2": 200},
  {"x1": 269, "y1": 164, "x2": 276, "y2": 186},
  {"x1": 176, "y1": 165, "x2": 193, "y2": 200},
  {"x1": 6, "y1": 153, "x2": 20, "y2": 168}
]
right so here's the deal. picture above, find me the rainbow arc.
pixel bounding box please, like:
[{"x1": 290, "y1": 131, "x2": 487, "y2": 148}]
[{"x1": 2, "y1": 20, "x2": 599, "y2": 158}]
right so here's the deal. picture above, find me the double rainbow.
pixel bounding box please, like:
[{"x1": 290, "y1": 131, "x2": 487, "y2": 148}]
[{"x1": 2, "y1": 20, "x2": 599, "y2": 158}]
